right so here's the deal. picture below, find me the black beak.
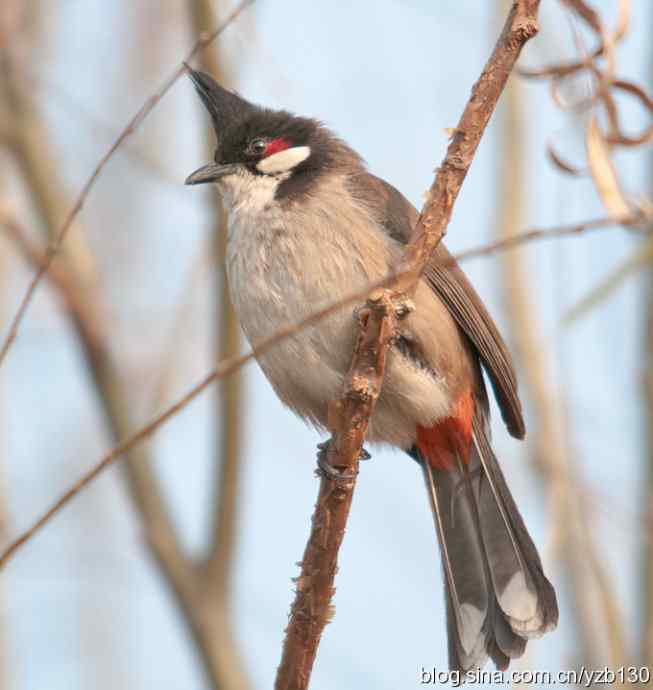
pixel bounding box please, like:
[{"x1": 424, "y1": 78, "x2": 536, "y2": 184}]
[
  {"x1": 185, "y1": 163, "x2": 241, "y2": 186},
  {"x1": 186, "y1": 68, "x2": 258, "y2": 187}
]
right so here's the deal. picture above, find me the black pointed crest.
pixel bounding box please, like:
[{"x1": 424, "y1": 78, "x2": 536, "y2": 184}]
[{"x1": 187, "y1": 68, "x2": 258, "y2": 136}]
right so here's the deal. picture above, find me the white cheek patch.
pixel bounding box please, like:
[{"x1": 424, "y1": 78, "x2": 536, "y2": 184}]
[{"x1": 256, "y1": 146, "x2": 311, "y2": 175}]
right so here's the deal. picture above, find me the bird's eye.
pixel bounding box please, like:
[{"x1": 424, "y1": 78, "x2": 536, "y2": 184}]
[{"x1": 250, "y1": 138, "x2": 267, "y2": 156}]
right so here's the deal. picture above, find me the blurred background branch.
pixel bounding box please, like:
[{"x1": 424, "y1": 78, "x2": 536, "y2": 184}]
[
  {"x1": 188, "y1": 2, "x2": 248, "y2": 688},
  {"x1": 497, "y1": 42, "x2": 629, "y2": 672},
  {"x1": 0, "y1": 2, "x2": 251, "y2": 688}
]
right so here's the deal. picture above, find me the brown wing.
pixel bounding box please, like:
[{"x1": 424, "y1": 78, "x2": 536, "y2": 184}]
[{"x1": 351, "y1": 172, "x2": 525, "y2": 439}]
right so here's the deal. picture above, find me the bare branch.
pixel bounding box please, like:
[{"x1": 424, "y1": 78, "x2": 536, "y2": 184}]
[
  {"x1": 453, "y1": 214, "x2": 648, "y2": 264},
  {"x1": 275, "y1": 290, "x2": 398, "y2": 690},
  {"x1": 563, "y1": 237, "x2": 653, "y2": 325}
]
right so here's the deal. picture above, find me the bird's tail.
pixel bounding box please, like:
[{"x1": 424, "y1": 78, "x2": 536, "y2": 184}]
[{"x1": 411, "y1": 409, "x2": 558, "y2": 671}]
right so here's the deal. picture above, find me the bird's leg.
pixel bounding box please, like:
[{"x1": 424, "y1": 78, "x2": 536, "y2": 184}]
[{"x1": 315, "y1": 440, "x2": 369, "y2": 482}]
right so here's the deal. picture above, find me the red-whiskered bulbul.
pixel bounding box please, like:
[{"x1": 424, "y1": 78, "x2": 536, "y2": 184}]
[{"x1": 185, "y1": 69, "x2": 558, "y2": 672}]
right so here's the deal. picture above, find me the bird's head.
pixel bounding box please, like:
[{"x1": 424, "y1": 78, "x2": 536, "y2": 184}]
[{"x1": 185, "y1": 68, "x2": 359, "y2": 203}]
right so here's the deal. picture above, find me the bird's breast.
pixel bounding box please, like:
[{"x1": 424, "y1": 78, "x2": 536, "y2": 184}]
[
  {"x1": 225, "y1": 199, "x2": 367, "y2": 343},
  {"x1": 220, "y1": 174, "x2": 461, "y2": 443}
]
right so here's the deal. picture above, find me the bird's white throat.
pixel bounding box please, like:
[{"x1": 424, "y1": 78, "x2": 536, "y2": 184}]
[{"x1": 217, "y1": 170, "x2": 283, "y2": 229}]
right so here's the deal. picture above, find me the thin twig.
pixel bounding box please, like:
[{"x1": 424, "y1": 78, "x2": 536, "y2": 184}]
[
  {"x1": 0, "y1": 0, "x2": 254, "y2": 369},
  {"x1": 149, "y1": 243, "x2": 213, "y2": 409},
  {"x1": 453, "y1": 215, "x2": 646, "y2": 264},
  {"x1": 275, "y1": 3, "x2": 541, "y2": 688},
  {"x1": 2, "y1": 218, "x2": 103, "y2": 347},
  {"x1": 189, "y1": 2, "x2": 249, "y2": 689}
]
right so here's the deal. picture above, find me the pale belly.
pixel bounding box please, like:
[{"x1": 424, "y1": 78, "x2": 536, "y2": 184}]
[{"x1": 222, "y1": 188, "x2": 457, "y2": 449}]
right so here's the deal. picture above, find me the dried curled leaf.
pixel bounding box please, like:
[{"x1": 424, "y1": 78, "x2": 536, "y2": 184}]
[
  {"x1": 605, "y1": 80, "x2": 653, "y2": 146},
  {"x1": 547, "y1": 141, "x2": 584, "y2": 176},
  {"x1": 562, "y1": 0, "x2": 601, "y2": 33},
  {"x1": 586, "y1": 117, "x2": 630, "y2": 220},
  {"x1": 519, "y1": 0, "x2": 629, "y2": 83}
]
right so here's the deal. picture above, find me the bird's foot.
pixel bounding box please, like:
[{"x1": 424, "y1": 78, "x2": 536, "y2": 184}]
[
  {"x1": 392, "y1": 295, "x2": 415, "y2": 319},
  {"x1": 315, "y1": 441, "x2": 370, "y2": 482}
]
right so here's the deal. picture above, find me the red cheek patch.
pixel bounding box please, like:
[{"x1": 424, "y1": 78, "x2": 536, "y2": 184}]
[{"x1": 265, "y1": 137, "x2": 291, "y2": 157}]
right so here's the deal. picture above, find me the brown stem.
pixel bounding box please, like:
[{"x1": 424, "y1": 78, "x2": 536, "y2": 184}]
[
  {"x1": 396, "y1": 0, "x2": 540, "y2": 290},
  {"x1": 275, "y1": 292, "x2": 398, "y2": 689},
  {"x1": 497, "y1": 14, "x2": 628, "y2": 672},
  {"x1": 189, "y1": 2, "x2": 249, "y2": 689},
  {"x1": 275, "y1": 3, "x2": 541, "y2": 688}
]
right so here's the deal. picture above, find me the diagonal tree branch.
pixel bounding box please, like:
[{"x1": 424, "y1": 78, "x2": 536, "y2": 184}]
[
  {"x1": 275, "y1": 3, "x2": 541, "y2": 688},
  {"x1": 187, "y1": 2, "x2": 249, "y2": 689},
  {"x1": 189, "y1": 0, "x2": 242, "y2": 607}
]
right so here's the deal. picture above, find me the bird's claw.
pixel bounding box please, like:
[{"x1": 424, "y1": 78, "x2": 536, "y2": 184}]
[
  {"x1": 393, "y1": 296, "x2": 415, "y2": 319},
  {"x1": 315, "y1": 441, "x2": 367, "y2": 483}
]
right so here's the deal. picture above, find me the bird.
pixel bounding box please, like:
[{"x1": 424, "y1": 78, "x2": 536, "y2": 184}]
[{"x1": 185, "y1": 68, "x2": 558, "y2": 672}]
